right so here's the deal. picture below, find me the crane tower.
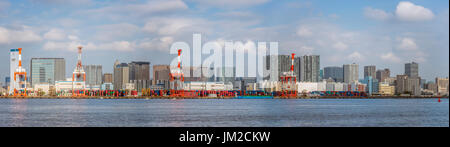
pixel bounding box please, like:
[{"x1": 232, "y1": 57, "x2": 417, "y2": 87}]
[
  {"x1": 280, "y1": 53, "x2": 298, "y2": 97},
  {"x1": 72, "y1": 46, "x2": 86, "y2": 96},
  {"x1": 170, "y1": 49, "x2": 185, "y2": 91},
  {"x1": 13, "y1": 48, "x2": 27, "y2": 97}
]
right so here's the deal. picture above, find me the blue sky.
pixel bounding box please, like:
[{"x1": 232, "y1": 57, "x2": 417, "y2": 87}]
[{"x1": 0, "y1": 0, "x2": 448, "y2": 82}]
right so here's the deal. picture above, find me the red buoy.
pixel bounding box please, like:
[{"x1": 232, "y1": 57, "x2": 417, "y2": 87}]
[{"x1": 438, "y1": 98, "x2": 441, "y2": 103}]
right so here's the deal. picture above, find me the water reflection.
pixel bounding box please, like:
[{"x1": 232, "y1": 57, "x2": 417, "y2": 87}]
[{"x1": 11, "y1": 99, "x2": 27, "y2": 127}]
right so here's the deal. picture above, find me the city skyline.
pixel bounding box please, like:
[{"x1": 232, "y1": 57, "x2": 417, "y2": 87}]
[{"x1": 0, "y1": 0, "x2": 448, "y2": 81}]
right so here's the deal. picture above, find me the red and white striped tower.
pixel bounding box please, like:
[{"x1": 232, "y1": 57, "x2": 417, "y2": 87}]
[
  {"x1": 72, "y1": 46, "x2": 86, "y2": 97},
  {"x1": 280, "y1": 53, "x2": 297, "y2": 98},
  {"x1": 170, "y1": 49, "x2": 185, "y2": 92},
  {"x1": 14, "y1": 48, "x2": 27, "y2": 97},
  {"x1": 290, "y1": 53, "x2": 295, "y2": 76}
]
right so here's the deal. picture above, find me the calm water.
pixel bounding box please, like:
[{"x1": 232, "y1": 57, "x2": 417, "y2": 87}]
[{"x1": 0, "y1": 98, "x2": 448, "y2": 127}]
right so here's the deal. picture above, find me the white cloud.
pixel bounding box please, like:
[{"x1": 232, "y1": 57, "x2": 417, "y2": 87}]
[
  {"x1": 364, "y1": 7, "x2": 393, "y2": 21},
  {"x1": 397, "y1": 37, "x2": 418, "y2": 50},
  {"x1": 189, "y1": 0, "x2": 269, "y2": 8},
  {"x1": 216, "y1": 11, "x2": 256, "y2": 19},
  {"x1": 93, "y1": 41, "x2": 134, "y2": 51},
  {"x1": 395, "y1": 1, "x2": 434, "y2": 21},
  {"x1": 30, "y1": 0, "x2": 93, "y2": 5},
  {"x1": 143, "y1": 18, "x2": 209, "y2": 35},
  {"x1": 44, "y1": 29, "x2": 67, "y2": 41},
  {"x1": 299, "y1": 46, "x2": 315, "y2": 55},
  {"x1": 44, "y1": 41, "x2": 135, "y2": 52},
  {"x1": 348, "y1": 52, "x2": 363, "y2": 62},
  {"x1": 68, "y1": 35, "x2": 79, "y2": 41},
  {"x1": 43, "y1": 41, "x2": 80, "y2": 51},
  {"x1": 94, "y1": 23, "x2": 140, "y2": 41},
  {"x1": 83, "y1": 0, "x2": 188, "y2": 19},
  {"x1": 0, "y1": 26, "x2": 42, "y2": 44},
  {"x1": 138, "y1": 37, "x2": 174, "y2": 51},
  {"x1": 332, "y1": 41, "x2": 348, "y2": 51},
  {"x1": 381, "y1": 52, "x2": 402, "y2": 63},
  {"x1": 296, "y1": 26, "x2": 313, "y2": 37}
]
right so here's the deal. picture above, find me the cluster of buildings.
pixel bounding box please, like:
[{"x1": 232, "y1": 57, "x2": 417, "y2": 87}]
[{"x1": 1, "y1": 48, "x2": 448, "y2": 97}]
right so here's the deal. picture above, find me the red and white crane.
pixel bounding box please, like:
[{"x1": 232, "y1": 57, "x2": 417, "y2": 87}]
[
  {"x1": 170, "y1": 49, "x2": 185, "y2": 92},
  {"x1": 13, "y1": 48, "x2": 27, "y2": 97},
  {"x1": 72, "y1": 46, "x2": 86, "y2": 96},
  {"x1": 280, "y1": 53, "x2": 298, "y2": 98}
]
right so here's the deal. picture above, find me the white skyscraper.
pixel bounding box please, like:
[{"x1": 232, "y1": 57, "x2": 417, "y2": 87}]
[
  {"x1": 9, "y1": 49, "x2": 18, "y2": 95},
  {"x1": 343, "y1": 63, "x2": 359, "y2": 83}
]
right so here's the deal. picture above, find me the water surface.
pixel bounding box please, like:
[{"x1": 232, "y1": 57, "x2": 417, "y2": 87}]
[{"x1": 0, "y1": 98, "x2": 447, "y2": 127}]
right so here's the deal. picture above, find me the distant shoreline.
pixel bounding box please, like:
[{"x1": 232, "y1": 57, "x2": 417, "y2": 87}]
[{"x1": 0, "y1": 96, "x2": 447, "y2": 100}]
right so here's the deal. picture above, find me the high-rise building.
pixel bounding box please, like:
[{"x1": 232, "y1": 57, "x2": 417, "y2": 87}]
[
  {"x1": 364, "y1": 65, "x2": 376, "y2": 79},
  {"x1": 376, "y1": 68, "x2": 390, "y2": 83},
  {"x1": 396, "y1": 75, "x2": 408, "y2": 95},
  {"x1": 9, "y1": 49, "x2": 19, "y2": 94},
  {"x1": 30, "y1": 58, "x2": 66, "y2": 87},
  {"x1": 405, "y1": 62, "x2": 419, "y2": 78},
  {"x1": 129, "y1": 61, "x2": 150, "y2": 81},
  {"x1": 406, "y1": 77, "x2": 421, "y2": 96},
  {"x1": 435, "y1": 78, "x2": 449, "y2": 96},
  {"x1": 84, "y1": 65, "x2": 102, "y2": 86},
  {"x1": 343, "y1": 63, "x2": 359, "y2": 83},
  {"x1": 153, "y1": 65, "x2": 171, "y2": 85},
  {"x1": 323, "y1": 66, "x2": 343, "y2": 82},
  {"x1": 216, "y1": 67, "x2": 236, "y2": 83},
  {"x1": 360, "y1": 76, "x2": 379, "y2": 95},
  {"x1": 128, "y1": 61, "x2": 150, "y2": 91},
  {"x1": 103, "y1": 73, "x2": 113, "y2": 83},
  {"x1": 5, "y1": 77, "x2": 10, "y2": 88},
  {"x1": 319, "y1": 69, "x2": 323, "y2": 81},
  {"x1": 420, "y1": 79, "x2": 427, "y2": 88},
  {"x1": 263, "y1": 55, "x2": 300, "y2": 82},
  {"x1": 396, "y1": 75, "x2": 421, "y2": 96},
  {"x1": 113, "y1": 62, "x2": 129, "y2": 90},
  {"x1": 299, "y1": 55, "x2": 320, "y2": 82}
]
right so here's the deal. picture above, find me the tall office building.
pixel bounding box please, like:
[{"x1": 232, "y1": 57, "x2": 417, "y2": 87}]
[
  {"x1": 84, "y1": 65, "x2": 102, "y2": 86},
  {"x1": 396, "y1": 74, "x2": 421, "y2": 96},
  {"x1": 364, "y1": 65, "x2": 376, "y2": 79},
  {"x1": 343, "y1": 63, "x2": 359, "y2": 83},
  {"x1": 4, "y1": 77, "x2": 10, "y2": 88},
  {"x1": 9, "y1": 49, "x2": 19, "y2": 94},
  {"x1": 319, "y1": 69, "x2": 323, "y2": 81},
  {"x1": 129, "y1": 61, "x2": 150, "y2": 81},
  {"x1": 323, "y1": 66, "x2": 343, "y2": 82},
  {"x1": 360, "y1": 76, "x2": 379, "y2": 95},
  {"x1": 103, "y1": 73, "x2": 113, "y2": 83},
  {"x1": 376, "y1": 68, "x2": 390, "y2": 82},
  {"x1": 113, "y1": 62, "x2": 129, "y2": 90},
  {"x1": 263, "y1": 55, "x2": 300, "y2": 82},
  {"x1": 153, "y1": 65, "x2": 171, "y2": 85},
  {"x1": 436, "y1": 78, "x2": 449, "y2": 96},
  {"x1": 216, "y1": 67, "x2": 236, "y2": 83},
  {"x1": 299, "y1": 55, "x2": 320, "y2": 82},
  {"x1": 405, "y1": 62, "x2": 419, "y2": 78},
  {"x1": 396, "y1": 75, "x2": 408, "y2": 95},
  {"x1": 30, "y1": 58, "x2": 65, "y2": 87}
]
